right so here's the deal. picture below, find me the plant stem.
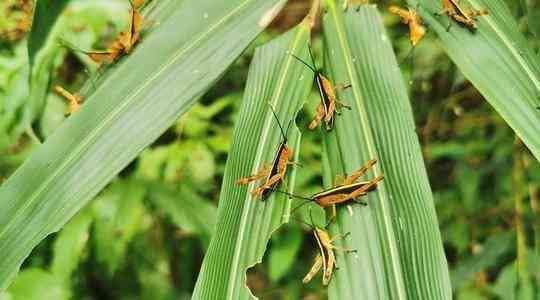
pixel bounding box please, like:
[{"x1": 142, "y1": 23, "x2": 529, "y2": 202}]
[{"x1": 513, "y1": 139, "x2": 531, "y2": 296}]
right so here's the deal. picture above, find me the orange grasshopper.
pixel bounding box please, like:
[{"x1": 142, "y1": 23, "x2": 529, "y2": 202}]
[
  {"x1": 389, "y1": 5, "x2": 426, "y2": 47},
  {"x1": 436, "y1": 0, "x2": 488, "y2": 31},
  {"x1": 53, "y1": 85, "x2": 82, "y2": 115},
  {"x1": 285, "y1": 159, "x2": 383, "y2": 220},
  {"x1": 236, "y1": 105, "x2": 297, "y2": 200},
  {"x1": 299, "y1": 212, "x2": 356, "y2": 285},
  {"x1": 69, "y1": 0, "x2": 144, "y2": 65},
  {"x1": 291, "y1": 46, "x2": 351, "y2": 131}
]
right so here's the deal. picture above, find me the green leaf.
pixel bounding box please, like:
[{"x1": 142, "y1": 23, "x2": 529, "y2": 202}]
[
  {"x1": 147, "y1": 182, "x2": 217, "y2": 248},
  {"x1": 0, "y1": 43, "x2": 31, "y2": 150},
  {"x1": 27, "y1": 0, "x2": 71, "y2": 125},
  {"x1": 0, "y1": 0, "x2": 286, "y2": 290},
  {"x1": 321, "y1": 2, "x2": 450, "y2": 299},
  {"x1": 409, "y1": 0, "x2": 540, "y2": 161},
  {"x1": 450, "y1": 232, "x2": 514, "y2": 290},
  {"x1": 50, "y1": 208, "x2": 93, "y2": 282},
  {"x1": 491, "y1": 263, "x2": 518, "y2": 300},
  {"x1": 93, "y1": 180, "x2": 146, "y2": 274},
  {"x1": 268, "y1": 226, "x2": 303, "y2": 282},
  {"x1": 27, "y1": 0, "x2": 70, "y2": 68},
  {"x1": 192, "y1": 15, "x2": 315, "y2": 299},
  {"x1": 6, "y1": 269, "x2": 70, "y2": 300}
]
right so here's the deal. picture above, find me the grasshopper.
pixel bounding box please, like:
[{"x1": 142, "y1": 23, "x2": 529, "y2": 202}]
[
  {"x1": 389, "y1": 6, "x2": 426, "y2": 47},
  {"x1": 311, "y1": 159, "x2": 383, "y2": 219},
  {"x1": 63, "y1": 0, "x2": 144, "y2": 65},
  {"x1": 291, "y1": 46, "x2": 351, "y2": 131},
  {"x1": 53, "y1": 85, "x2": 83, "y2": 115},
  {"x1": 299, "y1": 212, "x2": 357, "y2": 285},
  {"x1": 284, "y1": 159, "x2": 383, "y2": 220},
  {"x1": 437, "y1": 0, "x2": 488, "y2": 31},
  {"x1": 236, "y1": 105, "x2": 297, "y2": 200}
]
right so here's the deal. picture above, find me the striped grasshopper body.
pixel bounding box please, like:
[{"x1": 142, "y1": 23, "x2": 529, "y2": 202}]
[
  {"x1": 291, "y1": 46, "x2": 351, "y2": 131},
  {"x1": 312, "y1": 159, "x2": 383, "y2": 218},
  {"x1": 236, "y1": 105, "x2": 296, "y2": 200}
]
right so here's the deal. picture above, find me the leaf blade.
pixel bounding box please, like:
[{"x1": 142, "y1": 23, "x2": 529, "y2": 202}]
[
  {"x1": 192, "y1": 19, "x2": 315, "y2": 300},
  {"x1": 410, "y1": 0, "x2": 540, "y2": 161},
  {"x1": 321, "y1": 2, "x2": 451, "y2": 299},
  {"x1": 0, "y1": 0, "x2": 286, "y2": 290}
]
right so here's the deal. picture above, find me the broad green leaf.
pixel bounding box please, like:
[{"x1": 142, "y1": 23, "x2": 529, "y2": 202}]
[
  {"x1": 192, "y1": 12, "x2": 316, "y2": 299},
  {"x1": 408, "y1": 0, "x2": 540, "y2": 161},
  {"x1": 268, "y1": 225, "x2": 303, "y2": 282},
  {"x1": 321, "y1": 2, "x2": 450, "y2": 299},
  {"x1": 50, "y1": 208, "x2": 93, "y2": 282},
  {"x1": 147, "y1": 182, "x2": 217, "y2": 248},
  {"x1": 6, "y1": 269, "x2": 70, "y2": 300},
  {"x1": 0, "y1": 0, "x2": 286, "y2": 290},
  {"x1": 450, "y1": 232, "x2": 513, "y2": 290},
  {"x1": 491, "y1": 263, "x2": 518, "y2": 300},
  {"x1": 93, "y1": 180, "x2": 146, "y2": 274}
]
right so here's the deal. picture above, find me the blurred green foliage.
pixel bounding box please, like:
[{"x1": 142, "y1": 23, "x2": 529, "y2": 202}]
[{"x1": 0, "y1": 0, "x2": 539, "y2": 299}]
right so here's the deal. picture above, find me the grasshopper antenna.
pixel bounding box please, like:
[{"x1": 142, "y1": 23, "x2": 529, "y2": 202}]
[
  {"x1": 268, "y1": 103, "x2": 288, "y2": 141},
  {"x1": 307, "y1": 44, "x2": 318, "y2": 71},
  {"x1": 290, "y1": 199, "x2": 315, "y2": 215},
  {"x1": 275, "y1": 190, "x2": 314, "y2": 215},
  {"x1": 275, "y1": 189, "x2": 312, "y2": 202},
  {"x1": 309, "y1": 207, "x2": 317, "y2": 229},
  {"x1": 291, "y1": 53, "x2": 317, "y2": 73},
  {"x1": 290, "y1": 216, "x2": 314, "y2": 229},
  {"x1": 284, "y1": 117, "x2": 293, "y2": 137},
  {"x1": 57, "y1": 38, "x2": 86, "y2": 54}
]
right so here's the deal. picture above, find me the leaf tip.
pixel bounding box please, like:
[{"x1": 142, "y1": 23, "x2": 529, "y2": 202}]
[
  {"x1": 303, "y1": 0, "x2": 321, "y2": 30},
  {"x1": 257, "y1": 2, "x2": 283, "y2": 28}
]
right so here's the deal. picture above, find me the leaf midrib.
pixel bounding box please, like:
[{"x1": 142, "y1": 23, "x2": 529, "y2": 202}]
[{"x1": 0, "y1": 0, "x2": 253, "y2": 243}]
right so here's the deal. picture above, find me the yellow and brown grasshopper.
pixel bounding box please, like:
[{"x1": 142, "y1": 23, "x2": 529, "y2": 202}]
[
  {"x1": 437, "y1": 0, "x2": 488, "y2": 31},
  {"x1": 311, "y1": 159, "x2": 383, "y2": 219},
  {"x1": 236, "y1": 105, "x2": 297, "y2": 200},
  {"x1": 299, "y1": 213, "x2": 357, "y2": 285},
  {"x1": 284, "y1": 159, "x2": 383, "y2": 220},
  {"x1": 291, "y1": 46, "x2": 351, "y2": 131},
  {"x1": 62, "y1": 0, "x2": 145, "y2": 66},
  {"x1": 389, "y1": 5, "x2": 426, "y2": 47}
]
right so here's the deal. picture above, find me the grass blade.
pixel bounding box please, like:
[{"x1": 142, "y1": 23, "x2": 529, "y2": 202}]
[
  {"x1": 28, "y1": 0, "x2": 70, "y2": 68},
  {"x1": 0, "y1": 0, "x2": 286, "y2": 290},
  {"x1": 192, "y1": 9, "x2": 317, "y2": 299},
  {"x1": 50, "y1": 209, "x2": 93, "y2": 283},
  {"x1": 409, "y1": 0, "x2": 540, "y2": 161},
  {"x1": 27, "y1": 0, "x2": 72, "y2": 125},
  {"x1": 321, "y1": 2, "x2": 451, "y2": 299}
]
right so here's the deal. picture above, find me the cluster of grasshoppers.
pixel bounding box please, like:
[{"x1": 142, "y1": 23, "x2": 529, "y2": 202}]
[
  {"x1": 236, "y1": 0, "x2": 490, "y2": 286},
  {"x1": 55, "y1": 0, "x2": 147, "y2": 115},
  {"x1": 236, "y1": 44, "x2": 384, "y2": 285},
  {"x1": 389, "y1": 0, "x2": 488, "y2": 53}
]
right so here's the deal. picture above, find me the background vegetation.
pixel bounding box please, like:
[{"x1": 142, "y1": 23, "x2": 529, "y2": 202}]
[{"x1": 0, "y1": 0, "x2": 539, "y2": 299}]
